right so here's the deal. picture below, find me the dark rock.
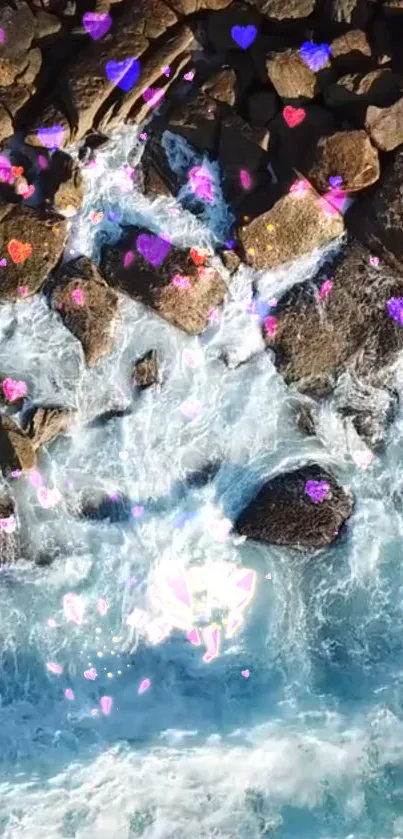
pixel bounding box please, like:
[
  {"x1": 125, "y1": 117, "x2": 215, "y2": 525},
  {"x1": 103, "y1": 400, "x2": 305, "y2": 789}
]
[
  {"x1": 202, "y1": 69, "x2": 238, "y2": 107},
  {"x1": 205, "y1": 3, "x2": 263, "y2": 53},
  {"x1": 269, "y1": 104, "x2": 337, "y2": 178},
  {"x1": 133, "y1": 350, "x2": 159, "y2": 389},
  {"x1": 330, "y1": 29, "x2": 372, "y2": 73},
  {"x1": 266, "y1": 49, "x2": 325, "y2": 101},
  {"x1": 324, "y1": 69, "x2": 402, "y2": 108},
  {"x1": 235, "y1": 464, "x2": 354, "y2": 549},
  {"x1": 246, "y1": 90, "x2": 278, "y2": 125}
]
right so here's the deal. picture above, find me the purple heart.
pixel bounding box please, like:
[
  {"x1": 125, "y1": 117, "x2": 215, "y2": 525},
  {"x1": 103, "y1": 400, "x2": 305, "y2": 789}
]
[
  {"x1": 136, "y1": 233, "x2": 171, "y2": 267},
  {"x1": 387, "y1": 297, "x2": 403, "y2": 326},
  {"x1": 231, "y1": 25, "x2": 257, "y2": 50},
  {"x1": 83, "y1": 12, "x2": 112, "y2": 41},
  {"x1": 305, "y1": 480, "x2": 330, "y2": 504},
  {"x1": 105, "y1": 58, "x2": 140, "y2": 92},
  {"x1": 329, "y1": 176, "x2": 342, "y2": 189},
  {"x1": 36, "y1": 124, "x2": 65, "y2": 150},
  {"x1": 299, "y1": 41, "x2": 331, "y2": 72}
]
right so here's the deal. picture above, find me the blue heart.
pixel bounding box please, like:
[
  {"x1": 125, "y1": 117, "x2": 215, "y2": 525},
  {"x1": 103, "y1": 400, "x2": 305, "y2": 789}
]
[
  {"x1": 299, "y1": 41, "x2": 331, "y2": 72},
  {"x1": 231, "y1": 25, "x2": 257, "y2": 50},
  {"x1": 105, "y1": 58, "x2": 140, "y2": 92}
]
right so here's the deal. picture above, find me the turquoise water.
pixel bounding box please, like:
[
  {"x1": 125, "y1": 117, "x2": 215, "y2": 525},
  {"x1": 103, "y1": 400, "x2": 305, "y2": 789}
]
[{"x1": 0, "y1": 127, "x2": 403, "y2": 838}]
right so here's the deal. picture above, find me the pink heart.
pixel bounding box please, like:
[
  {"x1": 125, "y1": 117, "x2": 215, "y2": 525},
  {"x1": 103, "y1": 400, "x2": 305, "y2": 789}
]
[
  {"x1": 138, "y1": 678, "x2": 151, "y2": 695},
  {"x1": 19, "y1": 285, "x2": 28, "y2": 296},
  {"x1": 100, "y1": 695, "x2": 113, "y2": 715},
  {"x1": 71, "y1": 288, "x2": 85, "y2": 305},
  {"x1": 143, "y1": 87, "x2": 164, "y2": 108},
  {"x1": 0, "y1": 259, "x2": 6, "y2": 267},
  {"x1": 20, "y1": 184, "x2": 35, "y2": 199},
  {"x1": 2, "y1": 377, "x2": 27, "y2": 402},
  {"x1": 84, "y1": 667, "x2": 97, "y2": 680},
  {"x1": 241, "y1": 669, "x2": 250, "y2": 678},
  {"x1": 283, "y1": 105, "x2": 306, "y2": 128},
  {"x1": 183, "y1": 70, "x2": 195, "y2": 81},
  {"x1": 139, "y1": 132, "x2": 148, "y2": 141}
]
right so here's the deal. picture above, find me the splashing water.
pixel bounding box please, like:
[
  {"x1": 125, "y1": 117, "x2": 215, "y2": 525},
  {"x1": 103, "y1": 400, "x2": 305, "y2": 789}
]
[{"x1": 0, "y1": 124, "x2": 403, "y2": 838}]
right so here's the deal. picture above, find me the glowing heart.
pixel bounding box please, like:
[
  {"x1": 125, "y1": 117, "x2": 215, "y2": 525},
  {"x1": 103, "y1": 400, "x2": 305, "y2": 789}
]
[
  {"x1": 161, "y1": 65, "x2": 170, "y2": 77},
  {"x1": 138, "y1": 678, "x2": 151, "y2": 695},
  {"x1": 65, "y1": 689, "x2": 75, "y2": 700},
  {"x1": 11, "y1": 166, "x2": 23, "y2": 178},
  {"x1": 263, "y1": 315, "x2": 277, "y2": 337},
  {"x1": 100, "y1": 695, "x2": 113, "y2": 715},
  {"x1": 240, "y1": 169, "x2": 251, "y2": 189},
  {"x1": 183, "y1": 70, "x2": 195, "y2": 81},
  {"x1": 231, "y1": 24, "x2": 257, "y2": 49},
  {"x1": 136, "y1": 232, "x2": 171, "y2": 267},
  {"x1": 20, "y1": 184, "x2": 35, "y2": 199},
  {"x1": 46, "y1": 662, "x2": 63, "y2": 675},
  {"x1": 190, "y1": 247, "x2": 208, "y2": 265},
  {"x1": 387, "y1": 297, "x2": 403, "y2": 325},
  {"x1": 0, "y1": 260, "x2": 6, "y2": 267},
  {"x1": 329, "y1": 176, "x2": 342, "y2": 189},
  {"x1": 106, "y1": 57, "x2": 140, "y2": 92},
  {"x1": 89, "y1": 210, "x2": 104, "y2": 224},
  {"x1": 63, "y1": 592, "x2": 85, "y2": 625},
  {"x1": 139, "y1": 132, "x2": 148, "y2": 141},
  {"x1": 172, "y1": 274, "x2": 191, "y2": 289},
  {"x1": 84, "y1": 667, "x2": 97, "y2": 680},
  {"x1": 318, "y1": 279, "x2": 333, "y2": 299},
  {"x1": 241, "y1": 669, "x2": 250, "y2": 678},
  {"x1": 300, "y1": 41, "x2": 331, "y2": 72},
  {"x1": 7, "y1": 239, "x2": 32, "y2": 264},
  {"x1": 188, "y1": 166, "x2": 214, "y2": 203},
  {"x1": 37, "y1": 125, "x2": 64, "y2": 149},
  {"x1": 82, "y1": 11, "x2": 112, "y2": 40},
  {"x1": 2, "y1": 378, "x2": 27, "y2": 401},
  {"x1": 305, "y1": 480, "x2": 330, "y2": 503},
  {"x1": 283, "y1": 106, "x2": 306, "y2": 128},
  {"x1": 71, "y1": 288, "x2": 85, "y2": 305},
  {"x1": 19, "y1": 285, "x2": 28, "y2": 296},
  {"x1": 142, "y1": 87, "x2": 165, "y2": 108}
]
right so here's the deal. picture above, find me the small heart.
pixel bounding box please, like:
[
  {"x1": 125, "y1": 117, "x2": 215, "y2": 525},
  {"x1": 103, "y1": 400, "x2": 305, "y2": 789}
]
[
  {"x1": 190, "y1": 247, "x2": 208, "y2": 266},
  {"x1": 136, "y1": 232, "x2": 171, "y2": 267},
  {"x1": 36, "y1": 125, "x2": 65, "y2": 150},
  {"x1": 20, "y1": 184, "x2": 35, "y2": 199},
  {"x1": 231, "y1": 24, "x2": 257, "y2": 50},
  {"x1": 318, "y1": 279, "x2": 333, "y2": 299},
  {"x1": 142, "y1": 87, "x2": 164, "y2": 107},
  {"x1": 161, "y1": 65, "x2": 170, "y2": 77},
  {"x1": 241, "y1": 669, "x2": 250, "y2": 678},
  {"x1": 138, "y1": 678, "x2": 151, "y2": 695},
  {"x1": 0, "y1": 259, "x2": 6, "y2": 267},
  {"x1": 283, "y1": 105, "x2": 306, "y2": 128},
  {"x1": 300, "y1": 40, "x2": 331, "y2": 72},
  {"x1": 172, "y1": 274, "x2": 191, "y2": 289},
  {"x1": 89, "y1": 210, "x2": 104, "y2": 224},
  {"x1": 139, "y1": 132, "x2": 148, "y2": 141},
  {"x1": 106, "y1": 57, "x2": 140, "y2": 92},
  {"x1": 84, "y1": 667, "x2": 98, "y2": 680},
  {"x1": 387, "y1": 297, "x2": 403, "y2": 325},
  {"x1": 18, "y1": 285, "x2": 28, "y2": 296},
  {"x1": 7, "y1": 239, "x2": 32, "y2": 264},
  {"x1": 11, "y1": 166, "x2": 23, "y2": 178},
  {"x1": 240, "y1": 169, "x2": 251, "y2": 189},
  {"x1": 2, "y1": 377, "x2": 27, "y2": 402},
  {"x1": 305, "y1": 479, "x2": 330, "y2": 504},
  {"x1": 329, "y1": 176, "x2": 342, "y2": 189},
  {"x1": 183, "y1": 70, "x2": 195, "y2": 81},
  {"x1": 82, "y1": 11, "x2": 112, "y2": 40},
  {"x1": 263, "y1": 315, "x2": 277, "y2": 337},
  {"x1": 369, "y1": 255, "x2": 379, "y2": 267}
]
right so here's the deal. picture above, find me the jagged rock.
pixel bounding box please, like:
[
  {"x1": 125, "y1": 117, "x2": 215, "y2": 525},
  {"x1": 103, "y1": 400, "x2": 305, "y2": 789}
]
[
  {"x1": 0, "y1": 205, "x2": 68, "y2": 302},
  {"x1": 365, "y1": 98, "x2": 403, "y2": 150},
  {"x1": 238, "y1": 179, "x2": 344, "y2": 271},
  {"x1": 133, "y1": 350, "x2": 159, "y2": 389},
  {"x1": 202, "y1": 69, "x2": 238, "y2": 107},
  {"x1": 51, "y1": 257, "x2": 119, "y2": 366},
  {"x1": 263, "y1": 240, "x2": 403, "y2": 394},
  {"x1": 164, "y1": 93, "x2": 220, "y2": 154},
  {"x1": 0, "y1": 106, "x2": 13, "y2": 144},
  {"x1": 101, "y1": 226, "x2": 227, "y2": 335},
  {"x1": 0, "y1": 492, "x2": 18, "y2": 565},
  {"x1": 308, "y1": 130, "x2": 380, "y2": 193},
  {"x1": 220, "y1": 248, "x2": 241, "y2": 273},
  {"x1": 22, "y1": 406, "x2": 76, "y2": 449},
  {"x1": 235, "y1": 464, "x2": 354, "y2": 549},
  {"x1": 245, "y1": 0, "x2": 316, "y2": 19},
  {"x1": 330, "y1": 29, "x2": 372, "y2": 73},
  {"x1": 0, "y1": 415, "x2": 36, "y2": 474},
  {"x1": 33, "y1": 8, "x2": 62, "y2": 42},
  {"x1": 324, "y1": 69, "x2": 401, "y2": 108},
  {"x1": 39, "y1": 150, "x2": 84, "y2": 216},
  {"x1": 266, "y1": 49, "x2": 326, "y2": 100},
  {"x1": 323, "y1": 0, "x2": 369, "y2": 25},
  {"x1": 164, "y1": 0, "x2": 231, "y2": 10},
  {"x1": 0, "y1": 0, "x2": 36, "y2": 86}
]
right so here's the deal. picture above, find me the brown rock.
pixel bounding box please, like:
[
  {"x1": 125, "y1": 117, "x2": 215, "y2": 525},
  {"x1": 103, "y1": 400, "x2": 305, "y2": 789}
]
[
  {"x1": 0, "y1": 205, "x2": 68, "y2": 302},
  {"x1": 133, "y1": 350, "x2": 159, "y2": 389},
  {"x1": 365, "y1": 99, "x2": 403, "y2": 151},
  {"x1": 51, "y1": 257, "x2": 119, "y2": 366},
  {"x1": 266, "y1": 49, "x2": 322, "y2": 100},
  {"x1": 324, "y1": 0, "x2": 369, "y2": 25},
  {"x1": 0, "y1": 415, "x2": 36, "y2": 475},
  {"x1": 246, "y1": 90, "x2": 278, "y2": 125},
  {"x1": 0, "y1": 105, "x2": 13, "y2": 144},
  {"x1": 308, "y1": 130, "x2": 380, "y2": 193},
  {"x1": 165, "y1": 0, "x2": 231, "y2": 10},
  {"x1": 220, "y1": 248, "x2": 241, "y2": 273},
  {"x1": 324, "y1": 69, "x2": 401, "y2": 108},
  {"x1": 33, "y1": 8, "x2": 62, "y2": 42},
  {"x1": 165, "y1": 94, "x2": 220, "y2": 154},
  {"x1": 264, "y1": 240, "x2": 403, "y2": 393},
  {"x1": 22, "y1": 406, "x2": 76, "y2": 449},
  {"x1": 245, "y1": 0, "x2": 315, "y2": 19},
  {"x1": 0, "y1": 0, "x2": 35, "y2": 86},
  {"x1": 40, "y1": 151, "x2": 84, "y2": 216},
  {"x1": 238, "y1": 179, "x2": 344, "y2": 271},
  {"x1": 101, "y1": 227, "x2": 227, "y2": 335},
  {"x1": 235, "y1": 464, "x2": 354, "y2": 549},
  {"x1": 330, "y1": 29, "x2": 372, "y2": 73},
  {"x1": 202, "y1": 69, "x2": 237, "y2": 107}
]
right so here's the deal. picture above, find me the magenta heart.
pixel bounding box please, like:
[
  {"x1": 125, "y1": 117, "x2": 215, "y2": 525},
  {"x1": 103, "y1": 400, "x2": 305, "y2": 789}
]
[
  {"x1": 2, "y1": 377, "x2": 27, "y2": 402},
  {"x1": 136, "y1": 232, "x2": 171, "y2": 267},
  {"x1": 0, "y1": 259, "x2": 6, "y2": 267},
  {"x1": 84, "y1": 667, "x2": 97, "y2": 680},
  {"x1": 305, "y1": 479, "x2": 330, "y2": 504},
  {"x1": 143, "y1": 87, "x2": 164, "y2": 107},
  {"x1": 82, "y1": 11, "x2": 112, "y2": 40}
]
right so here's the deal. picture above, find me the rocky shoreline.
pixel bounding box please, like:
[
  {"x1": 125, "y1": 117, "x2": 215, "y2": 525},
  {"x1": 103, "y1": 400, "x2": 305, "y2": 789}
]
[{"x1": 1, "y1": 0, "x2": 403, "y2": 558}]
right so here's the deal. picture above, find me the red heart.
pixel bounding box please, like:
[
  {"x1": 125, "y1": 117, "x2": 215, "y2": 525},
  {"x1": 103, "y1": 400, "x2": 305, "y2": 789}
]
[
  {"x1": 190, "y1": 247, "x2": 208, "y2": 266},
  {"x1": 19, "y1": 184, "x2": 35, "y2": 199},
  {"x1": 283, "y1": 106, "x2": 306, "y2": 128},
  {"x1": 7, "y1": 239, "x2": 32, "y2": 264},
  {"x1": 11, "y1": 166, "x2": 23, "y2": 177}
]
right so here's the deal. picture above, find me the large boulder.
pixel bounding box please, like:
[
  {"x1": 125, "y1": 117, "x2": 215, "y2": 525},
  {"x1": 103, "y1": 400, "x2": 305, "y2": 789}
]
[
  {"x1": 101, "y1": 227, "x2": 227, "y2": 335},
  {"x1": 51, "y1": 257, "x2": 120, "y2": 366},
  {"x1": 238, "y1": 179, "x2": 344, "y2": 271},
  {"x1": 263, "y1": 240, "x2": 403, "y2": 394},
  {"x1": 308, "y1": 130, "x2": 380, "y2": 193},
  {"x1": 365, "y1": 98, "x2": 403, "y2": 151},
  {"x1": 0, "y1": 205, "x2": 68, "y2": 302},
  {"x1": 235, "y1": 464, "x2": 354, "y2": 549}
]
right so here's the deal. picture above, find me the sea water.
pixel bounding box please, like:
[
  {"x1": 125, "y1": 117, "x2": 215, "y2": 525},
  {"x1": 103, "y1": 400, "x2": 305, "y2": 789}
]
[{"x1": 0, "y1": 125, "x2": 403, "y2": 838}]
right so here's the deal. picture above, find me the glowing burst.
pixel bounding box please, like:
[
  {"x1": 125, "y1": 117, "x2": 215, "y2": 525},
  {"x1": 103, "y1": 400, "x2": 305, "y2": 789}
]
[
  {"x1": 202, "y1": 625, "x2": 220, "y2": 663},
  {"x1": 318, "y1": 279, "x2": 333, "y2": 299},
  {"x1": 100, "y1": 695, "x2": 113, "y2": 715},
  {"x1": 188, "y1": 166, "x2": 215, "y2": 203},
  {"x1": 46, "y1": 661, "x2": 63, "y2": 675},
  {"x1": 63, "y1": 592, "x2": 85, "y2": 625},
  {"x1": 290, "y1": 179, "x2": 310, "y2": 198},
  {"x1": 138, "y1": 678, "x2": 151, "y2": 695}
]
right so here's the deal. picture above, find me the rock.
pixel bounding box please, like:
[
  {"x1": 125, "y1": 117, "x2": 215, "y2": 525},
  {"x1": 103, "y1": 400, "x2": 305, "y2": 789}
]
[
  {"x1": 33, "y1": 8, "x2": 61, "y2": 42},
  {"x1": 246, "y1": 90, "x2": 278, "y2": 125},
  {"x1": 77, "y1": 488, "x2": 132, "y2": 522},
  {"x1": 245, "y1": 0, "x2": 316, "y2": 19},
  {"x1": 220, "y1": 248, "x2": 241, "y2": 273},
  {"x1": 330, "y1": 29, "x2": 372, "y2": 73},
  {"x1": 308, "y1": 130, "x2": 380, "y2": 193},
  {"x1": 349, "y1": 147, "x2": 403, "y2": 271},
  {"x1": 0, "y1": 415, "x2": 36, "y2": 474},
  {"x1": 166, "y1": 0, "x2": 232, "y2": 10},
  {"x1": 202, "y1": 69, "x2": 238, "y2": 107},
  {"x1": 365, "y1": 98, "x2": 403, "y2": 151},
  {"x1": 238, "y1": 179, "x2": 344, "y2": 271},
  {"x1": 263, "y1": 240, "x2": 403, "y2": 394},
  {"x1": 101, "y1": 226, "x2": 227, "y2": 335},
  {"x1": 235, "y1": 464, "x2": 354, "y2": 549},
  {"x1": 0, "y1": 205, "x2": 68, "y2": 302},
  {"x1": 0, "y1": 106, "x2": 14, "y2": 145},
  {"x1": 266, "y1": 49, "x2": 324, "y2": 100},
  {"x1": 51, "y1": 257, "x2": 119, "y2": 366},
  {"x1": 133, "y1": 350, "x2": 159, "y2": 389},
  {"x1": 323, "y1": 0, "x2": 369, "y2": 25},
  {"x1": 165, "y1": 94, "x2": 220, "y2": 155},
  {"x1": 22, "y1": 406, "x2": 76, "y2": 449},
  {"x1": 324, "y1": 69, "x2": 401, "y2": 108},
  {"x1": 0, "y1": 0, "x2": 36, "y2": 87},
  {"x1": 335, "y1": 379, "x2": 399, "y2": 450},
  {"x1": 39, "y1": 150, "x2": 84, "y2": 216},
  {"x1": 0, "y1": 493, "x2": 19, "y2": 564}
]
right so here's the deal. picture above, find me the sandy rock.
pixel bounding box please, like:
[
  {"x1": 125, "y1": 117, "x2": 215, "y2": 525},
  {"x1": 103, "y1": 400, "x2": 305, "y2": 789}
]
[
  {"x1": 0, "y1": 205, "x2": 68, "y2": 302},
  {"x1": 245, "y1": 0, "x2": 316, "y2": 19},
  {"x1": 235, "y1": 464, "x2": 354, "y2": 549},
  {"x1": 22, "y1": 406, "x2": 76, "y2": 449},
  {"x1": 202, "y1": 69, "x2": 238, "y2": 107},
  {"x1": 324, "y1": 69, "x2": 401, "y2": 108},
  {"x1": 330, "y1": 29, "x2": 372, "y2": 73},
  {"x1": 101, "y1": 226, "x2": 227, "y2": 335},
  {"x1": 51, "y1": 257, "x2": 119, "y2": 366},
  {"x1": 266, "y1": 49, "x2": 323, "y2": 100},
  {"x1": 324, "y1": 0, "x2": 369, "y2": 25},
  {"x1": 0, "y1": 0, "x2": 36, "y2": 86},
  {"x1": 220, "y1": 248, "x2": 241, "y2": 273},
  {"x1": 165, "y1": 0, "x2": 231, "y2": 10},
  {"x1": 39, "y1": 150, "x2": 84, "y2": 216},
  {"x1": 365, "y1": 98, "x2": 403, "y2": 150},
  {"x1": 263, "y1": 240, "x2": 403, "y2": 394},
  {"x1": 0, "y1": 106, "x2": 13, "y2": 144},
  {"x1": 133, "y1": 350, "x2": 159, "y2": 389},
  {"x1": 238, "y1": 179, "x2": 344, "y2": 271},
  {"x1": 308, "y1": 130, "x2": 380, "y2": 193},
  {"x1": 0, "y1": 415, "x2": 37, "y2": 474}
]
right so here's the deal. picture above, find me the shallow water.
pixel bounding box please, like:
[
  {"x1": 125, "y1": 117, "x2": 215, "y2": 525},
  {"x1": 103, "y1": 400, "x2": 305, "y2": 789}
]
[{"x1": 1, "y1": 125, "x2": 403, "y2": 838}]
